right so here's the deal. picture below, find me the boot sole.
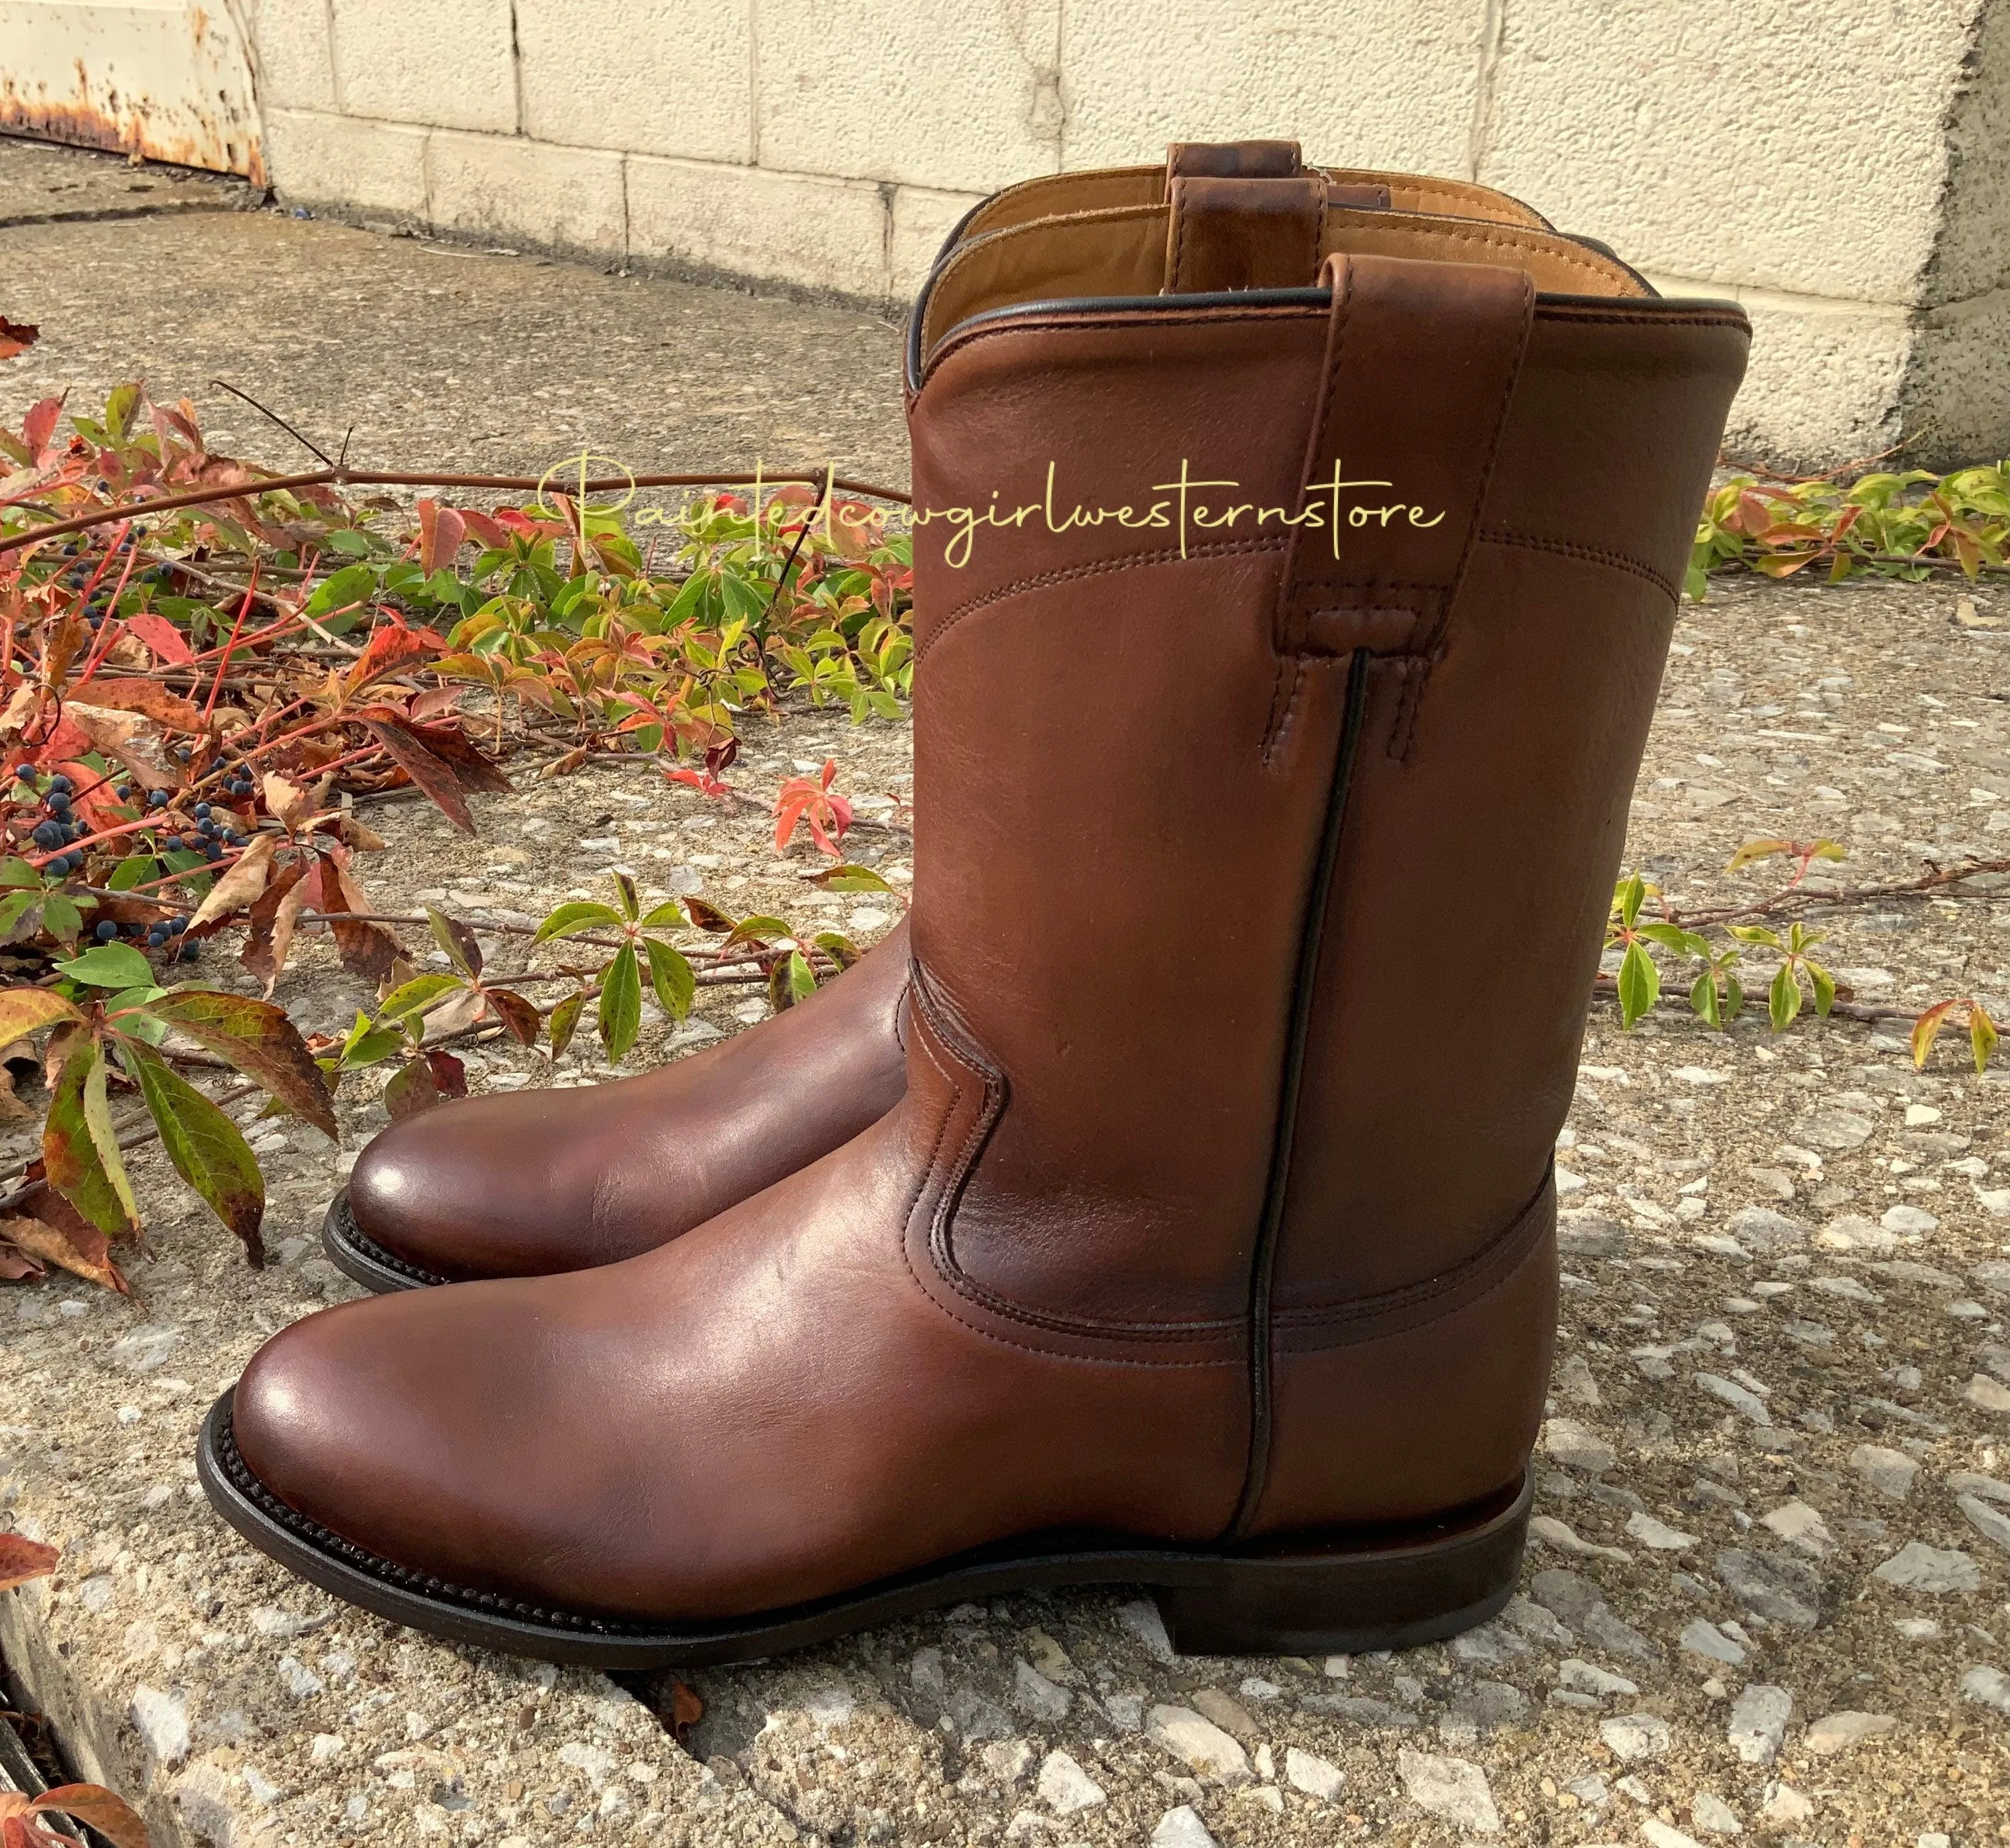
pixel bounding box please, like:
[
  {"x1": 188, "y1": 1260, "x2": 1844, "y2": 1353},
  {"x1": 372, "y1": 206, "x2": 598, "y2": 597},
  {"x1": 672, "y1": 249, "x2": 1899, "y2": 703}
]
[
  {"x1": 199, "y1": 1389, "x2": 1530, "y2": 1668},
  {"x1": 321, "y1": 1190, "x2": 449, "y2": 1293}
]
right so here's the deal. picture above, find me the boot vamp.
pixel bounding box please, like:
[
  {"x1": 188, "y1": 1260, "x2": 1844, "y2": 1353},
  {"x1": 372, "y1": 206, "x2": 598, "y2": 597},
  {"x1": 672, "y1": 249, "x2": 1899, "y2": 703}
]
[
  {"x1": 233, "y1": 1108, "x2": 1247, "y2": 1621},
  {"x1": 343, "y1": 921, "x2": 911, "y2": 1278}
]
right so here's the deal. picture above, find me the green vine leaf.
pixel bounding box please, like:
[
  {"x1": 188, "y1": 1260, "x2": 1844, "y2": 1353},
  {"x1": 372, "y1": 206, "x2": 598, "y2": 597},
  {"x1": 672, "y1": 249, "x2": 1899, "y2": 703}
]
[
  {"x1": 598, "y1": 943, "x2": 642, "y2": 1061},
  {"x1": 115, "y1": 1037, "x2": 266, "y2": 1265},
  {"x1": 43, "y1": 1035, "x2": 137, "y2": 1238}
]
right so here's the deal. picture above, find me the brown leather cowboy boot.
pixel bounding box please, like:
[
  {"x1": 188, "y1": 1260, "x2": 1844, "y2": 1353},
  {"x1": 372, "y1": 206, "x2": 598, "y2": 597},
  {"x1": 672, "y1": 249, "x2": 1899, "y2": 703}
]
[
  {"x1": 325, "y1": 143, "x2": 1557, "y2": 1293},
  {"x1": 209, "y1": 178, "x2": 1746, "y2": 1666},
  {"x1": 208, "y1": 177, "x2": 1746, "y2": 1664}
]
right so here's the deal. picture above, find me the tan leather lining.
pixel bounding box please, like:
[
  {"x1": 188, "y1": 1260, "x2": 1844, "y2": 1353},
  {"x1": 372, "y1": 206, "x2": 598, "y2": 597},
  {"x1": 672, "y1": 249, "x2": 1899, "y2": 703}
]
[
  {"x1": 921, "y1": 203, "x2": 1649, "y2": 365},
  {"x1": 956, "y1": 163, "x2": 1549, "y2": 245}
]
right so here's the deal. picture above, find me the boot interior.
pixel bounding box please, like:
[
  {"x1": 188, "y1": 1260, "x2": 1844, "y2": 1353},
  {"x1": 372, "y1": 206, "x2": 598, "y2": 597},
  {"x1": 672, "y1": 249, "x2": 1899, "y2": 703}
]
[
  {"x1": 956, "y1": 164, "x2": 1553, "y2": 243},
  {"x1": 915, "y1": 203, "x2": 1658, "y2": 382}
]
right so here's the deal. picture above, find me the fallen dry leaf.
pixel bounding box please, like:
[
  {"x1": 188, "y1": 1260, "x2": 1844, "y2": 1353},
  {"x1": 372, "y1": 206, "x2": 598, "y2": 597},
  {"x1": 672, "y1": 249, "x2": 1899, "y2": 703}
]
[{"x1": 188, "y1": 831, "x2": 276, "y2": 929}]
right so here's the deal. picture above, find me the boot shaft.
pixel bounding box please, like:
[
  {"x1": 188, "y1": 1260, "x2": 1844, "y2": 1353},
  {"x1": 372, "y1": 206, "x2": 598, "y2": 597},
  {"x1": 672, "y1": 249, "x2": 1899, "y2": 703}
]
[{"x1": 900, "y1": 184, "x2": 1746, "y2": 1521}]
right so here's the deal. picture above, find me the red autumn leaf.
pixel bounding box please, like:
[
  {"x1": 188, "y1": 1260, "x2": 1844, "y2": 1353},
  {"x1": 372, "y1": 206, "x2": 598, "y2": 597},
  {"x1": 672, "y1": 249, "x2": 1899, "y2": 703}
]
[
  {"x1": 425, "y1": 1047, "x2": 467, "y2": 1097},
  {"x1": 457, "y1": 508, "x2": 510, "y2": 551},
  {"x1": 773, "y1": 759, "x2": 852, "y2": 856},
  {"x1": 666, "y1": 764, "x2": 731, "y2": 799},
  {"x1": 56, "y1": 759, "x2": 124, "y2": 830},
  {"x1": 63, "y1": 678, "x2": 205, "y2": 732},
  {"x1": 121, "y1": 612, "x2": 196, "y2": 667},
  {"x1": 239, "y1": 856, "x2": 312, "y2": 993},
  {"x1": 417, "y1": 500, "x2": 467, "y2": 576},
  {"x1": 384, "y1": 1050, "x2": 465, "y2": 1122},
  {"x1": 0, "y1": 1212, "x2": 131, "y2": 1292},
  {"x1": 343, "y1": 620, "x2": 448, "y2": 699},
  {"x1": 21, "y1": 396, "x2": 63, "y2": 460},
  {"x1": 0, "y1": 1531, "x2": 59, "y2": 1591},
  {"x1": 14, "y1": 1784, "x2": 152, "y2": 1848},
  {"x1": 0, "y1": 318, "x2": 38, "y2": 361},
  {"x1": 139, "y1": 990, "x2": 338, "y2": 1139},
  {"x1": 360, "y1": 716, "x2": 474, "y2": 831},
  {"x1": 483, "y1": 987, "x2": 540, "y2": 1047},
  {"x1": 319, "y1": 850, "x2": 402, "y2": 983}
]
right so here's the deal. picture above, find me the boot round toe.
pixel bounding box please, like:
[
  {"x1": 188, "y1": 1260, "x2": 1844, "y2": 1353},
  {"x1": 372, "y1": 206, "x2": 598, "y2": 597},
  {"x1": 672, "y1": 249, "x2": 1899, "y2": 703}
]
[{"x1": 342, "y1": 1092, "x2": 586, "y2": 1283}]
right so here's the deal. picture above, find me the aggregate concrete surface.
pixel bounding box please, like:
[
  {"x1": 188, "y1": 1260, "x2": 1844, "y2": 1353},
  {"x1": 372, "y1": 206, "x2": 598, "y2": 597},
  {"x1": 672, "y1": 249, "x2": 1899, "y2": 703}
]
[{"x1": 3, "y1": 137, "x2": 2009, "y2": 1848}]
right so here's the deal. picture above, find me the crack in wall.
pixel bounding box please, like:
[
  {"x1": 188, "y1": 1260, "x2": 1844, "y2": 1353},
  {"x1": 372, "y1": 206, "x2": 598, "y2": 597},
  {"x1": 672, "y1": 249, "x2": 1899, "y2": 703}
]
[{"x1": 1467, "y1": 0, "x2": 1505, "y2": 184}]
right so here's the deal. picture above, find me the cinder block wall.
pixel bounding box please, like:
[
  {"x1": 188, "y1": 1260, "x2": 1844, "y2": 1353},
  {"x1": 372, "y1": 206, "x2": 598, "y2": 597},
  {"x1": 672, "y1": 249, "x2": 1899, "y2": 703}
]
[{"x1": 86, "y1": 1, "x2": 2010, "y2": 468}]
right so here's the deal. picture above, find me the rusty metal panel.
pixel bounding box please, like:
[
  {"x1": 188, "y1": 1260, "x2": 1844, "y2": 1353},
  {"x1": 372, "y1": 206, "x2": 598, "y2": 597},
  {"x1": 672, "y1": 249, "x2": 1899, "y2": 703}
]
[{"x1": 0, "y1": 0, "x2": 263, "y2": 181}]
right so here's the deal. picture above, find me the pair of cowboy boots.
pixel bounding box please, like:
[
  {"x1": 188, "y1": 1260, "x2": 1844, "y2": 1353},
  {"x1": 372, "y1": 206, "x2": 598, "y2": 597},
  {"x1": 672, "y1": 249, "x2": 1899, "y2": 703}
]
[{"x1": 202, "y1": 142, "x2": 1746, "y2": 1666}]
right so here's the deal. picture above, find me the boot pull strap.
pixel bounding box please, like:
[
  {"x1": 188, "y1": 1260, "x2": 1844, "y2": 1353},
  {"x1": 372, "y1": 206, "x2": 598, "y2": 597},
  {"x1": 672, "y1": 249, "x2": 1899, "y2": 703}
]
[
  {"x1": 1163, "y1": 174, "x2": 1327, "y2": 293},
  {"x1": 1163, "y1": 139, "x2": 1303, "y2": 186},
  {"x1": 1275, "y1": 251, "x2": 1533, "y2": 662},
  {"x1": 1159, "y1": 141, "x2": 1392, "y2": 211}
]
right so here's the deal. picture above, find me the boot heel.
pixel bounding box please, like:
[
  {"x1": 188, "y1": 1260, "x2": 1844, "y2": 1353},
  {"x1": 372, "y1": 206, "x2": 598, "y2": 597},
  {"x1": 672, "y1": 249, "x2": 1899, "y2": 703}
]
[{"x1": 1151, "y1": 1473, "x2": 1530, "y2": 1657}]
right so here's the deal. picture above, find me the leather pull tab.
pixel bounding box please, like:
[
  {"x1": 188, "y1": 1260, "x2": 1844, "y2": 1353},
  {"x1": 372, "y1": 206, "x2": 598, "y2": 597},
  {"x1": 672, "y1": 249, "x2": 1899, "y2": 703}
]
[
  {"x1": 1164, "y1": 174, "x2": 1326, "y2": 293},
  {"x1": 1274, "y1": 252, "x2": 1534, "y2": 661},
  {"x1": 1164, "y1": 139, "x2": 1303, "y2": 186}
]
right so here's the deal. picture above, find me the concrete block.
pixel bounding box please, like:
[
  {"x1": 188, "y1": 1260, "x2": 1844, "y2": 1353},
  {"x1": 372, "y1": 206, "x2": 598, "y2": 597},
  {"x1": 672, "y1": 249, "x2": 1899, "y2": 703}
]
[
  {"x1": 1481, "y1": 0, "x2": 1986, "y2": 304},
  {"x1": 1921, "y1": 0, "x2": 2007, "y2": 308},
  {"x1": 1059, "y1": 0, "x2": 1478, "y2": 179},
  {"x1": 427, "y1": 131, "x2": 629, "y2": 259},
  {"x1": 249, "y1": 0, "x2": 337, "y2": 111},
  {"x1": 264, "y1": 110, "x2": 430, "y2": 221},
  {"x1": 1902, "y1": 292, "x2": 2010, "y2": 469},
  {"x1": 516, "y1": 0, "x2": 752, "y2": 162},
  {"x1": 755, "y1": 0, "x2": 1063, "y2": 192},
  {"x1": 1651, "y1": 274, "x2": 1915, "y2": 471},
  {"x1": 330, "y1": 0, "x2": 516, "y2": 134},
  {"x1": 891, "y1": 184, "x2": 985, "y2": 300},
  {"x1": 627, "y1": 154, "x2": 891, "y2": 298}
]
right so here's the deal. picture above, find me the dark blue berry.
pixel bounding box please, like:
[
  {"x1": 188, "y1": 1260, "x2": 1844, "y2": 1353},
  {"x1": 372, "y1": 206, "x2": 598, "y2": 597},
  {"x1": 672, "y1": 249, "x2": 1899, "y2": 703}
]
[
  {"x1": 94, "y1": 920, "x2": 117, "y2": 942},
  {"x1": 115, "y1": 783, "x2": 133, "y2": 801},
  {"x1": 224, "y1": 829, "x2": 245, "y2": 847},
  {"x1": 165, "y1": 917, "x2": 186, "y2": 937},
  {"x1": 46, "y1": 791, "x2": 70, "y2": 815},
  {"x1": 203, "y1": 840, "x2": 224, "y2": 862},
  {"x1": 32, "y1": 821, "x2": 62, "y2": 850},
  {"x1": 146, "y1": 924, "x2": 168, "y2": 946},
  {"x1": 178, "y1": 940, "x2": 200, "y2": 962},
  {"x1": 148, "y1": 790, "x2": 169, "y2": 809},
  {"x1": 193, "y1": 802, "x2": 211, "y2": 819},
  {"x1": 12, "y1": 763, "x2": 34, "y2": 783},
  {"x1": 48, "y1": 775, "x2": 72, "y2": 795},
  {"x1": 163, "y1": 833, "x2": 186, "y2": 852}
]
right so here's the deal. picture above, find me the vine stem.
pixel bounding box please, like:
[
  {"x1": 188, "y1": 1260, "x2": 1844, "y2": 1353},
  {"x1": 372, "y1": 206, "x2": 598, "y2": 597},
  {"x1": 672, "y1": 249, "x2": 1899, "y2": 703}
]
[
  {"x1": 0, "y1": 469, "x2": 913, "y2": 556},
  {"x1": 1669, "y1": 856, "x2": 2009, "y2": 929}
]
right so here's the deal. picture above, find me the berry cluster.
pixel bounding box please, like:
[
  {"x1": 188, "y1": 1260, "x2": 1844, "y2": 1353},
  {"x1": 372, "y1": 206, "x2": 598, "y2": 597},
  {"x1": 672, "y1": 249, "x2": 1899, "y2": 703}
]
[
  {"x1": 91, "y1": 911, "x2": 195, "y2": 960},
  {"x1": 17, "y1": 766, "x2": 89, "y2": 874}
]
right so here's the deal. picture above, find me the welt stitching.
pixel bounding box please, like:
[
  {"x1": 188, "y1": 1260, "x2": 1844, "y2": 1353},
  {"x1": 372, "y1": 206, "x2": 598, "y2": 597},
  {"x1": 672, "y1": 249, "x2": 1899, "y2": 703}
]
[
  {"x1": 1278, "y1": 1211, "x2": 1551, "y2": 1359},
  {"x1": 1275, "y1": 1177, "x2": 1552, "y2": 1334},
  {"x1": 1262, "y1": 657, "x2": 1306, "y2": 762},
  {"x1": 924, "y1": 305, "x2": 1325, "y2": 380},
  {"x1": 919, "y1": 536, "x2": 1285, "y2": 667},
  {"x1": 907, "y1": 984, "x2": 1241, "y2": 1352},
  {"x1": 1478, "y1": 528, "x2": 1679, "y2": 599}
]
